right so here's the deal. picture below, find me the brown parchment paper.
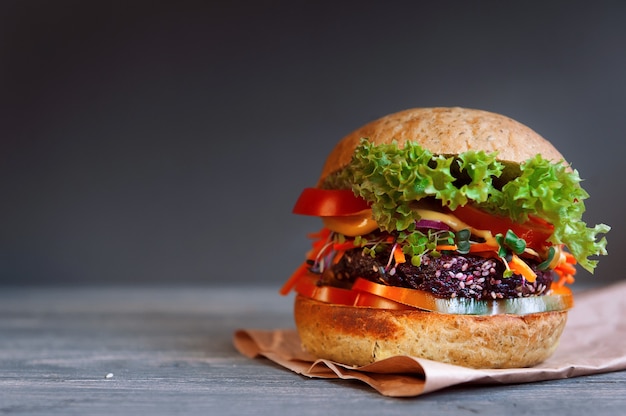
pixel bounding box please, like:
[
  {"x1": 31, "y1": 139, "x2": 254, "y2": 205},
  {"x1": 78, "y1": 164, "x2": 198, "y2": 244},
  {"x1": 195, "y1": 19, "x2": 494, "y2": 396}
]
[{"x1": 233, "y1": 281, "x2": 626, "y2": 397}]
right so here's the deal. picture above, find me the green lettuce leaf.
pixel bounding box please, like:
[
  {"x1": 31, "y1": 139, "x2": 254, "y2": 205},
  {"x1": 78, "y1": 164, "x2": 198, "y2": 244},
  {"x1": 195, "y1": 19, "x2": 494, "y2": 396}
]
[
  {"x1": 324, "y1": 139, "x2": 609, "y2": 273},
  {"x1": 482, "y1": 154, "x2": 610, "y2": 272}
]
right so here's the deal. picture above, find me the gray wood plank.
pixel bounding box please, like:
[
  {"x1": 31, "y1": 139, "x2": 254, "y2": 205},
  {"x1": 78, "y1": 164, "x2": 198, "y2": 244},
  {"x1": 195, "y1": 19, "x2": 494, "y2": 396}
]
[{"x1": 1, "y1": 285, "x2": 624, "y2": 416}]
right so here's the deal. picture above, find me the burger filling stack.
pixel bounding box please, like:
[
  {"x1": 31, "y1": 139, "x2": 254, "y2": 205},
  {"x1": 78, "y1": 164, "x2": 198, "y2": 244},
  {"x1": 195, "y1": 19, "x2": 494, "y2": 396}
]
[{"x1": 280, "y1": 107, "x2": 609, "y2": 369}]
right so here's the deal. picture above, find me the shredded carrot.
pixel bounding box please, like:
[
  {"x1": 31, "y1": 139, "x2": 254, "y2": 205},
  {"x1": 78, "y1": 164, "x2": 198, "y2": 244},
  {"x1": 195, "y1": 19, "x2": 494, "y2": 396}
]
[
  {"x1": 564, "y1": 251, "x2": 577, "y2": 264},
  {"x1": 553, "y1": 251, "x2": 577, "y2": 287},
  {"x1": 279, "y1": 261, "x2": 310, "y2": 295},
  {"x1": 554, "y1": 269, "x2": 575, "y2": 287},
  {"x1": 304, "y1": 228, "x2": 335, "y2": 261},
  {"x1": 435, "y1": 244, "x2": 458, "y2": 251},
  {"x1": 509, "y1": 253, "x2": 537, "y2": 283},
  {"x1": 553, "y1": 250, "x2": 576, "y2": 287},
  {"x1": 307, "y1": 228, "x2": 331, "y2": 240},
  {"x1": 333, "y1": 241, "x2": 357, "y2": 251},
  {"x1": 555, "y1": 262, "x2": 577, "y2": 276},
  {"x1": 393, "y1": 245, "x2": 406, "y2": 264}
]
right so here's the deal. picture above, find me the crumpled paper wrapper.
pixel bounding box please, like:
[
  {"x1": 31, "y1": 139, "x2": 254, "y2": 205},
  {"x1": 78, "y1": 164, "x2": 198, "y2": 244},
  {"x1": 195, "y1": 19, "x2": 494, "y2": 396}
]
[{"x1": 233, "y1": 281, "x2": 626, "y2": 397}]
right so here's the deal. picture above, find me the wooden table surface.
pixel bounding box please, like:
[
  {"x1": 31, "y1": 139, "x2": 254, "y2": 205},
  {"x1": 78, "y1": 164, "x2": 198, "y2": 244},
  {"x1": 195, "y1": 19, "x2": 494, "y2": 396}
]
[{"x1": 1, "y1": 284, "x2": 625, "y2": 416}]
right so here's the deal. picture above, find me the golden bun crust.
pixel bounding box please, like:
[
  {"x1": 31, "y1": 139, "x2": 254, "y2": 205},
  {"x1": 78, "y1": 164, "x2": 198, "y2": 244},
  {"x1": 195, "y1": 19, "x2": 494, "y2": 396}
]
[
  {"x1": 294, "y1": 295, "x2": 568, "y2": 369},
  {"x1": 319, "y1": 107, "x2": 566, "y2": 184}
]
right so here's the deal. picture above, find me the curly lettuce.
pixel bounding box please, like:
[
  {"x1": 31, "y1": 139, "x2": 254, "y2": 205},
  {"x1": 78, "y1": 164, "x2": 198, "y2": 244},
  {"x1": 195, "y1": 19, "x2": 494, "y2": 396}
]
[{"x1": 324, "y1": 139, "x2": 609, "y2": 273}]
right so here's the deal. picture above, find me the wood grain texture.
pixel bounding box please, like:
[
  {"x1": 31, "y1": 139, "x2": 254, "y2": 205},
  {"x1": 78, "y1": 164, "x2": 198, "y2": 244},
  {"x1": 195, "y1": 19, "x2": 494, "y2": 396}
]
[{"x1": 0, "y1": 285, "x2": 624, "y2": 416}]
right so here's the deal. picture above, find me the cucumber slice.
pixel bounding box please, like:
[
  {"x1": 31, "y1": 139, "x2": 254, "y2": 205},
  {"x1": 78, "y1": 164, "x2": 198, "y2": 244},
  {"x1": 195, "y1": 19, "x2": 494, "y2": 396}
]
[{"x1": 432, "y1": 293, "x2": 572, "y2": 315}]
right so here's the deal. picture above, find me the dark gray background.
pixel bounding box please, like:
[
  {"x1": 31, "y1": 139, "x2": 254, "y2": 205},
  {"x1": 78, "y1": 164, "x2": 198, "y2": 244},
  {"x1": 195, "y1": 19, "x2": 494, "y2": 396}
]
[{"x1": 1, "y1": 0, "x2": 624, "y2": 286}]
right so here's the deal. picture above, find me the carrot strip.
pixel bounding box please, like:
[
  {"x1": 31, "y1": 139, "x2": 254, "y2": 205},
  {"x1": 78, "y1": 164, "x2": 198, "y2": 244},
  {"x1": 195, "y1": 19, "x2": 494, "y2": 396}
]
[
  {"x1": 556, "y1": 262, "x2": 577, "y2": 275},
  {"x1": 279, "y1": 261, "x2": 310, "y2": 295},
  {"x1": 435, "y1": 244, "x2": 458, "y2": 251},
  {"x1": 333, "y1": 241, "x2": 357, "y2": 251},
  {"x1": 564, "y1": 251, "x2": 577, "y2": 264},
  {"x1": 307, "y1": 227, "x2": 331, "y2": 240},
  {"x1": 509, "y1": 253, "x2": 537, "y2": 283},
  {"x1": 332, "y1": 251, "x2": 345, "y2": 265},
  {"x1": 393, "y1": 245, "x2": 406, "y2": 264},
  {"x1": 554, "y1": 269, "x2": 576, "y2": 287}
]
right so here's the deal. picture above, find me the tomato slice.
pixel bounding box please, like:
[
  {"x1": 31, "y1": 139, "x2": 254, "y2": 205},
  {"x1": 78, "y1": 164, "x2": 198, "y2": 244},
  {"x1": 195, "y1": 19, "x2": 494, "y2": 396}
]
[
  {"x1": 292, "y1": 188, "x2": 370, "y2": 217},
  {"x1": 352, "y1": 278, "x2": 439, "y2": 310},
  {"x1": 293, "y1": 274, "x2": 410, "y2": 310},
  {"x1": 449, "y1": 204, "x2": 554, "y2": 249},
  {"x1": 294, "y1": 274, "x2": 358, "y2": 305}
]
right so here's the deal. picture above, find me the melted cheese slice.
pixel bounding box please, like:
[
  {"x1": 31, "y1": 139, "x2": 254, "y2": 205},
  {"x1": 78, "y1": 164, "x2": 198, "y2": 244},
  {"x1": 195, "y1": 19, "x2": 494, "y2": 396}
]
[{"x1": 321, "y1": 210, "x2": 378, "y2": 237}]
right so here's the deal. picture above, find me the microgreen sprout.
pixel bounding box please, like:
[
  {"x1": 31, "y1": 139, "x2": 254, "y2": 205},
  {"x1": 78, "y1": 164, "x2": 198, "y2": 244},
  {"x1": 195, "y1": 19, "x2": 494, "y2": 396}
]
[
  {"x1": 455, "y1": 229, "x2": 472, "y2": 254},
  {"x1": 538, "y1": 246, "x2": 557, "y2": 271},
  {"x1": 494, "y1": 230, "x2": 528, "y2": 278}
]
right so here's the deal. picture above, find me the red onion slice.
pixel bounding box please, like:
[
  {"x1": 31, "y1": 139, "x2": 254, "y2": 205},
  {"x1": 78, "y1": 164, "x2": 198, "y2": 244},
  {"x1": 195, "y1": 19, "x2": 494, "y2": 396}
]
[{"x1": 414, "y1": 219, "x2": 450, "y2": 231}]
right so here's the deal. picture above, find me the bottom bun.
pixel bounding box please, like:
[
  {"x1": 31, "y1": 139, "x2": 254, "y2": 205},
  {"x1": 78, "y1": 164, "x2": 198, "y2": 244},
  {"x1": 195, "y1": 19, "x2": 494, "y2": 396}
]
[{"x1": 294, "y1": 295, "x2": 568, "y2": 369}]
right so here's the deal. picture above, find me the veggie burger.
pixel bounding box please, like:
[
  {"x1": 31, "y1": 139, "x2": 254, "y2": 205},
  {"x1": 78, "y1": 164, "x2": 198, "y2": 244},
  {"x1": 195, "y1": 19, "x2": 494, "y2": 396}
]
[{"x1": 280, "y1": 107, "x2": 609, "y2": 369}]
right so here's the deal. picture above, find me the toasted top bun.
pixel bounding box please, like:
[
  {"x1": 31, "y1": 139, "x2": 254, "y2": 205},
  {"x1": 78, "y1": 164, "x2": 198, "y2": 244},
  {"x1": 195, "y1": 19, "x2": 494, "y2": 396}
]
[{"x1": 318, "y1": 107, "x2": 566, "y2": 185}]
